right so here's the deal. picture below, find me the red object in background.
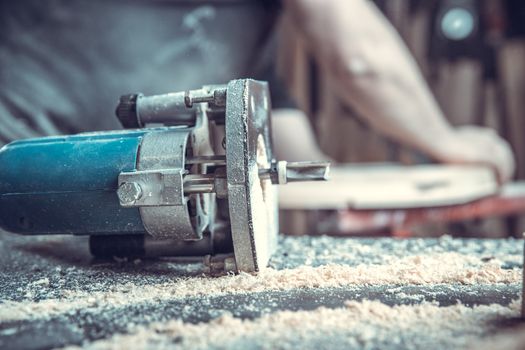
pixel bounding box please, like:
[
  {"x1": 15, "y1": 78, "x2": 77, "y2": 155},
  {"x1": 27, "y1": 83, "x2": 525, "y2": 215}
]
[{"x1": 337, "y1": 183, "x2": 525, "y2": 237}]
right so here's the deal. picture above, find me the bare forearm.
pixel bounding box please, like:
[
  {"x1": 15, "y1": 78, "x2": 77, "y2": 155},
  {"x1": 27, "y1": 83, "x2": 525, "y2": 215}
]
[
  {"x1": 284, "y1": 0, "x2": 454, "y2": 160},
  {"x1": 339, "y1": 66, "x2": 455, "y2": 161}
]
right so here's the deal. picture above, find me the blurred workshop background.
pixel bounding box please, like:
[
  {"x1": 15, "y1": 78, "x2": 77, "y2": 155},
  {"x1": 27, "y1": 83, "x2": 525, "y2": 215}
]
[
  {"x1": 2, "y1": 0, "x2": 525, "y2": 239},
  {"x1": 278, "y1": 0, "x2": 525, "y2": 239}
]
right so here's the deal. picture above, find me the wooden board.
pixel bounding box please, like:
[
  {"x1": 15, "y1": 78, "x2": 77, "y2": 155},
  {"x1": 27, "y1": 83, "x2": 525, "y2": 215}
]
[{"x1": 278, "y1": 164, "x2": 499, "y2": 210}]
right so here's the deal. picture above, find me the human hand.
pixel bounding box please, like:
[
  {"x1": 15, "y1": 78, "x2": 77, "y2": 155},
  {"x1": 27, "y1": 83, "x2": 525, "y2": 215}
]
[{"x1": 435, "y1": 126, "x2": 515, "y2": 184}]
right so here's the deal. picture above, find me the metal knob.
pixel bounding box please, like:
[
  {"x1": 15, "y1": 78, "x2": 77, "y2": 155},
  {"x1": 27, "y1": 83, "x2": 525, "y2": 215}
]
[{"x1": 115, "y1": 94, "x2": 142, "y2": 128}]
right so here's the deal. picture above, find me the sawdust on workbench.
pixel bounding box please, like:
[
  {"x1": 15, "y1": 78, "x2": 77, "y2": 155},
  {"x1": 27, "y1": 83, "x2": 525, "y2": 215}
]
[
  {"x1": 62, "y1": 299, "x2": 521, "y2": 350},
  {"x1": 1, "y1": 252, "x2": 520, "y2": 322}
]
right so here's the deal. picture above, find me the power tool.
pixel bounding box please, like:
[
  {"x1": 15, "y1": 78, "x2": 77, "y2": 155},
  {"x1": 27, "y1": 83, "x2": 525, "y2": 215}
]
[{"x1": 0, "y1": 79, "x2": 329, "y2": 273}]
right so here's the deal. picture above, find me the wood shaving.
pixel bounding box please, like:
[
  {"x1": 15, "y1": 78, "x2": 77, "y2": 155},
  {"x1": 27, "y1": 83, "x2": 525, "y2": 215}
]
[
  {"x1": 1, "y1": 252, "x2": 520, "y2": 323},
  {"x1": 61, "y1": 299, "x2": 521, "y2": 350}
]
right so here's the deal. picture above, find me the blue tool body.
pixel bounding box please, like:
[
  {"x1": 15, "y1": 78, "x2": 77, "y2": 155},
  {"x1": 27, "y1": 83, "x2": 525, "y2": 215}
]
[{"x1": 0, "y1": 130, "x2": 150, "y2": 235}]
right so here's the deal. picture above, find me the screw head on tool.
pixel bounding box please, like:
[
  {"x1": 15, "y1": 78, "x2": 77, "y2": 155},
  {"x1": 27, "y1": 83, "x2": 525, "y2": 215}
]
[{"x1": 117, "y1": 182, "x2": 143, "y2": 204}]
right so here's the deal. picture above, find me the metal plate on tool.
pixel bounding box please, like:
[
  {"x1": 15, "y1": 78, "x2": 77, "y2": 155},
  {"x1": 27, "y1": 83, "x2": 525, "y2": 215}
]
[
  {"x1": 225, "y1": 79, "x2": 278, "y2": 272},
  {"x1": 136, "y1": 129, "x2": 198, "y2": 240}
]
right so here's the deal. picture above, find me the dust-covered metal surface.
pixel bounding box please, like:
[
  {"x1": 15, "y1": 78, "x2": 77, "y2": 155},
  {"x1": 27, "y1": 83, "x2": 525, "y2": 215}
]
[
  {"x1": 0, "y1": 233, "x2": 522, "y2": 349},
  {"x1": 225, "y1": 79, "x2": 278, "y2": 272}
]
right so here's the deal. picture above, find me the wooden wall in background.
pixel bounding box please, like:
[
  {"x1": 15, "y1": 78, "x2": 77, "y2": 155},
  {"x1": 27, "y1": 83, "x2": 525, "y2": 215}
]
[{"x1": 499, "y1": 41, "x2": 525, "y2": 179}]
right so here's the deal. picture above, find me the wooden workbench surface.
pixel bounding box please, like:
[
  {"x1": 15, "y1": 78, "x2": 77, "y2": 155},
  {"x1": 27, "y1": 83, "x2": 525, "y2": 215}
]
[{"x1": 0, "y1": 233, "x2": 522, "y2": 349}]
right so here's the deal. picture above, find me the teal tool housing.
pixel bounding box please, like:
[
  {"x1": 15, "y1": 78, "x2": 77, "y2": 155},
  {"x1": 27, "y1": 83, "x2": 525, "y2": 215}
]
[{"x1": 0, "y1": 130, "x2": 149, "y2": 235}]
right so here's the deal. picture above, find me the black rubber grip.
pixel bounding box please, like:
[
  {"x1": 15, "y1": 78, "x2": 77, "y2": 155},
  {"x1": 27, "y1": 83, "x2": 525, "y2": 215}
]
[{"x1": 115, "y1": 93, "x2": 141, "y2": 128}]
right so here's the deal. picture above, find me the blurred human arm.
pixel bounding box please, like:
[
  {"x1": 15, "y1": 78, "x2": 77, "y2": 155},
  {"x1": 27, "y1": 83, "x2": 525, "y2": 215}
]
[
  {"x1": 272, "y1": 109, "x2": 332, "y2": 162},
  {"x1": 283, "y1": 0, "x2": 515, "y2": 182}
]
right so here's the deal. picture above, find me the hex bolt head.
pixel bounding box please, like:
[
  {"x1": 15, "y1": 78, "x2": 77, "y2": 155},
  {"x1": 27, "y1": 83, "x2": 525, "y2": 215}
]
[{"x1": 117, "y1": 182, "x2": 143, "y2": 204}]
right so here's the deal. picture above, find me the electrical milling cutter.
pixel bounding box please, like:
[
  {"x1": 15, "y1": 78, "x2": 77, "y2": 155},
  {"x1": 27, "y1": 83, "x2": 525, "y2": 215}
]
[{"x1": 0, "y1": 79, "x2": 329, "y2": 273}]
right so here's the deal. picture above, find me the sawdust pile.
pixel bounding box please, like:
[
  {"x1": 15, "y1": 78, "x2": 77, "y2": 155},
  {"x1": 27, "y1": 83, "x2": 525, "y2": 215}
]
[
  {"x1": 63, "y1": 299, "x2": 521, "y2": 350},
  {"x1": 1, "y1": 252, "x2": 520, "y2": 322}
]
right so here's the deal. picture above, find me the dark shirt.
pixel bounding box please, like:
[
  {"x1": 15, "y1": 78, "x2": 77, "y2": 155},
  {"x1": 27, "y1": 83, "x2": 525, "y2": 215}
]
[{"x1": 0, "y1": 0, "x2": 282, "y2": 144}]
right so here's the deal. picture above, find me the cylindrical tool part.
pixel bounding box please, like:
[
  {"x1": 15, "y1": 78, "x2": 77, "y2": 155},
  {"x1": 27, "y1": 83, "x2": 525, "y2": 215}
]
[
  {"x1": 186, "y1": 155, "x2": 227, "y2": 166},
  {"x1": 259, "y1": 161, "x2": 330, "y2": 184},
  {"x1": 136, "y1": 92, "x2": 196, "y2": 126},
  {"x1": 183, "y1": 174, "x2": 215, "y2": 194},
  {"x1": 89, "y1": 234, "x2": 214, "y2": 258},
  {"x1": 89, "y1": 226, "x2": 233, "y2": 258},
  {"x1": 284, "y1": 161, "x2": 331, "y2": 183},
  {"x1": 0, "y1": 130, "x2": 148, "y2": 235}
]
